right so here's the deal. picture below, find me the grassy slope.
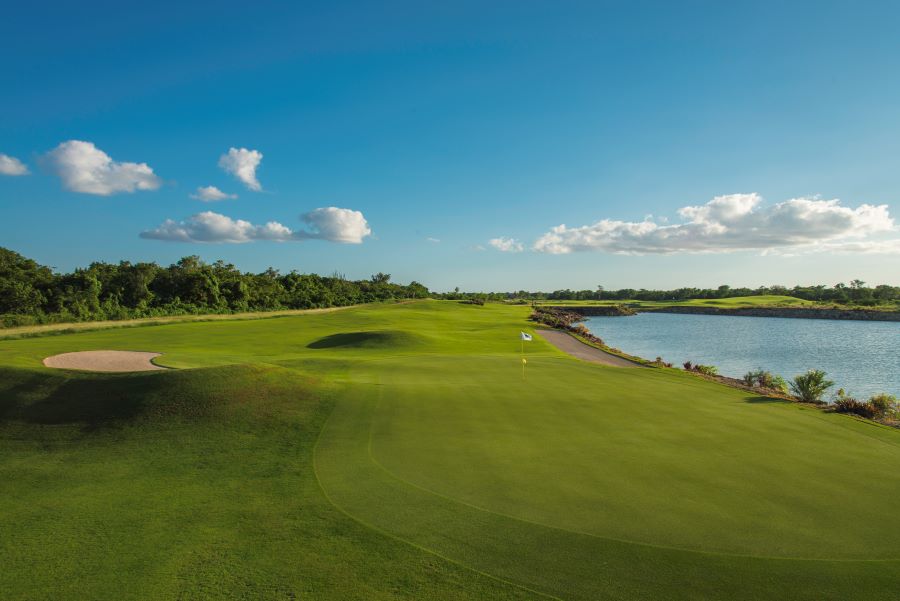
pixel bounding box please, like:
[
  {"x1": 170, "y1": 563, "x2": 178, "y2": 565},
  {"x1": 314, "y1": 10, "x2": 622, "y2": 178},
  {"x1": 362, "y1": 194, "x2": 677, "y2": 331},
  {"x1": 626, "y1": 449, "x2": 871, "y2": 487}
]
[{"x1": 2, "y1": 301, "x2": 899, "y2": 600}]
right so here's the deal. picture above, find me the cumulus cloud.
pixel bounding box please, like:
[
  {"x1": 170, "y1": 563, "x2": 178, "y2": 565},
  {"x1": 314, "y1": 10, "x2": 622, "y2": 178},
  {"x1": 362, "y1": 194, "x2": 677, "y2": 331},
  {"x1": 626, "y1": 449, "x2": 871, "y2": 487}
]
[
  {"x1": 0, "y1": 153, "x2": 29, "y2": 176},
  {"x1": 44, "y1": 140, "x2": 161, "y2": 195},
  {"x1": 533, "y1": 194, "x2": 897, "y2": 255},
  {"x1": 140, "y1": 211, "x2": 293, "y2": 243},
  {"x1": 218, "y1": 147, "x2": 263, "y2": 191},
  {"x1": 489, "y1": 237, "x2": 525, "y2": 252},
  {"x1": 297, "y1": 207, "x2": 372, "y2": 243},
  {"x1": 190, "y1": 185, "x2": 237, "y2": 202},
  {"x1": 140, "y1": 207, "x2": 372, "y2": 244}
]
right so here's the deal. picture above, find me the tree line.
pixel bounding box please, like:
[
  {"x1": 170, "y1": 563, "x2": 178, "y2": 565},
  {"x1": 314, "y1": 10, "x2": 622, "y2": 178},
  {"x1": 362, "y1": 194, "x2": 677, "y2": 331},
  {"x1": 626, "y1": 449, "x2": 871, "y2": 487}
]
[
  {"x1": 0, "y1": 247, "x2": 428, "y2": 327},
  {"x1": 438, "y1": 282, "x2": 900, "y2": 306},
  {"x1": 4, "y1": 245, "x2": 898, "y2": 327}
]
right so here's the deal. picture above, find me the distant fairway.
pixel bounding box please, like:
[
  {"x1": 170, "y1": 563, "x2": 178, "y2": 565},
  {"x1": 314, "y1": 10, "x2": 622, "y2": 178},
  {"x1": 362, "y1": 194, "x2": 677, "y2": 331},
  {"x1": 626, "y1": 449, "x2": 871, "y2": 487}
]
[
  {"x1": 541, "y1": 294, "x2": 816, "y2": 308},
  {"x1": 2, "y1": 301, "x2": 898, "y2": 599}
]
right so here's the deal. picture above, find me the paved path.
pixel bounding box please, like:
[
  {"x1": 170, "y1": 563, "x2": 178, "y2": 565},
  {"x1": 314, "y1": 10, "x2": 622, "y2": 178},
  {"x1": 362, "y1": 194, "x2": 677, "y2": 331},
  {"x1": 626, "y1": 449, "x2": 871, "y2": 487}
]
[{"x1": 536, "y1": 329, "x2": 643, "y2": 368}]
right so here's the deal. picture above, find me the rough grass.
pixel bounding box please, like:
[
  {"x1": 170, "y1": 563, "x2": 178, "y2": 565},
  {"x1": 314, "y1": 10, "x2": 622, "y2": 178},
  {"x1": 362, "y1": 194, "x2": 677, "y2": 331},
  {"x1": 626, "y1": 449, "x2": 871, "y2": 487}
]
[
  {"x1": 0, "y1": 304, "x2": 363, "y2": 340},
  {"x1": 1, "y1": 300, "x2": 899, "y2": 600}
]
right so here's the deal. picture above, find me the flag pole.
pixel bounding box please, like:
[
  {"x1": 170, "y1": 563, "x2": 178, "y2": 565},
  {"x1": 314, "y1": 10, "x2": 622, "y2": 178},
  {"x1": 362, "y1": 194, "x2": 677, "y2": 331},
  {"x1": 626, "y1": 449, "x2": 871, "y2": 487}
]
[{"x1": 521, "y1": 334, "x2": 526, "y2": 379}]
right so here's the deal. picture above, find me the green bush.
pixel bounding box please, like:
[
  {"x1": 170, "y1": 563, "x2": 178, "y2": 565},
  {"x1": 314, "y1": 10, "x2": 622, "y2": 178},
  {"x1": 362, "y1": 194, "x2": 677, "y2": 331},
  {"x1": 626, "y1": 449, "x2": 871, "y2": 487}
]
[
  {"x1": 742, "y1": 369, "x2": 788, "y2": 393},
  {"x1": 694, "y1": 364, "x2": 718, "y2": 376},
  {"x1": 790, "y1": 370, "x2": 834, "y2": 403},
  {"x1": 868, "y1": 393, "x2": 898, "y2": 418},
  {"x1": 769, "y1": 375, "x2": 789, "y2": 394}
]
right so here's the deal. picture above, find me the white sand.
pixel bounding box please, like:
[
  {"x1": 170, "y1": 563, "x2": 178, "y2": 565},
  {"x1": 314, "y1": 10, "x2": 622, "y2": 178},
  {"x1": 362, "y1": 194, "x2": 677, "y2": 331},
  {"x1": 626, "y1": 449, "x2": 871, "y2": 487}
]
[{"x1": 43, "y1": 350, "x2": 165, "y2": 372}]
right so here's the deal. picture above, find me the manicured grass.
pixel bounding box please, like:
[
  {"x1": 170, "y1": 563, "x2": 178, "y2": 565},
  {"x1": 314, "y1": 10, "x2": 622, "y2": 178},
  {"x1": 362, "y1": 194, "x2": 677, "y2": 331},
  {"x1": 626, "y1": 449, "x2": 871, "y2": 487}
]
[
  {"x1": 540, "y1": 294, "x2": 899, "y2": 311},
  {"x1": 653, "y1": 294, "x2": 815, "y2": 307},
  {"x1": 540, "y1": 294, "x2": 815, "y2": 308},
  {"x1": 2, "y1": 300, "x2": 899, "y2": 599}
]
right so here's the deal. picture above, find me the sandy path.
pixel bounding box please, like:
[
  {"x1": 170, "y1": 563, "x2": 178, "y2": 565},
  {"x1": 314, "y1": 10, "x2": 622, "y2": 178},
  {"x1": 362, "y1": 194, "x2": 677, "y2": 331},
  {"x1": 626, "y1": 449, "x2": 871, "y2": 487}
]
[
  {"x1": 536, "y1": 329, "x2": 643, "y2": 368},
  {"x1": 43, "y1": 350, "x2": 165, "y2": 372}
]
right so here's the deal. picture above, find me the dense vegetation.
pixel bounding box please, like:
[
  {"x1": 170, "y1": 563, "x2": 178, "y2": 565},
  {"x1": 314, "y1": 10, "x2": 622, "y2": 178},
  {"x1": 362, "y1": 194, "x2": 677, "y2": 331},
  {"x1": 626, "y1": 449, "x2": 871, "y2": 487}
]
[
  {"x1": 4, "y1": 246, "x2": 898, "y2": 328},
  {"x1": 1, "y1": 247, "x2": 428, "y2": 327}
]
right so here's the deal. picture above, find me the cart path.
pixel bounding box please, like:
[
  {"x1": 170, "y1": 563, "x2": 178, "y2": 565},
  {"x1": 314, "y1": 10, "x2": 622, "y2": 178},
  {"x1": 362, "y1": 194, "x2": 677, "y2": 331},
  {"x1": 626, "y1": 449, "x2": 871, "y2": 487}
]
[{"x1": 536, "y1": 329, "x2": 643, "y2": 368}]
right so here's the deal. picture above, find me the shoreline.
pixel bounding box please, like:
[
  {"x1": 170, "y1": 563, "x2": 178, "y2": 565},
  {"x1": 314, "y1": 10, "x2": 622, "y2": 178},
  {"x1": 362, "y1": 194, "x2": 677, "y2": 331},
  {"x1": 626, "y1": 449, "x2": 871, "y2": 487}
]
[
  {"x1": 548, "y1": 305, "x2": 900, "y2": 322},
  {"x1": 540, "y1": 322, "x2": 897, "y2": 426}
]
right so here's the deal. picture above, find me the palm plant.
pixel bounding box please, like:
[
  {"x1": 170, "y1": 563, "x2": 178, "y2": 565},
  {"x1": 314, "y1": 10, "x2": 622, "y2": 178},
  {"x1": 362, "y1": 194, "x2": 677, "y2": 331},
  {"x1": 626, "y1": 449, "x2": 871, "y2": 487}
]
[{"x1": 790, "y1": 369, "x2": 834, "y2": 403}]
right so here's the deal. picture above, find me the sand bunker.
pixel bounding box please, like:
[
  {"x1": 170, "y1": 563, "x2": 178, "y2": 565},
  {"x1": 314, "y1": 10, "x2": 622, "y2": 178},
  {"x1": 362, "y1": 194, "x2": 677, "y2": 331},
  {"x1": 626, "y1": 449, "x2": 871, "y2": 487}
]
[{"x1": 43, "y1": 350, "x2": 165, "y2": 372}]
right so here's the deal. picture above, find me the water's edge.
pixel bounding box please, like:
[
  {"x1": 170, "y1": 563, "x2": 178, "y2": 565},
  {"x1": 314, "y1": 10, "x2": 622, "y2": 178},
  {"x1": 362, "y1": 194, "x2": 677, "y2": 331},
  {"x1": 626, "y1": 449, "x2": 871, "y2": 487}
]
[
  {"x1": 580, "y1": 313, "x2": 898, "y2": 397},
  {"x1": 550, "y1": 305, "x2": 900, "y2": 321}
]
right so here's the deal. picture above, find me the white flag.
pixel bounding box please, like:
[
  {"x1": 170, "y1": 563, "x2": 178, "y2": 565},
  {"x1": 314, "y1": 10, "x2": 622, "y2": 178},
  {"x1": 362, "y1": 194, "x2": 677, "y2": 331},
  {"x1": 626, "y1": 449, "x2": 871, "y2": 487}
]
[{"x1": 520, "y1": 332, "x2": 533, "y2": 341}]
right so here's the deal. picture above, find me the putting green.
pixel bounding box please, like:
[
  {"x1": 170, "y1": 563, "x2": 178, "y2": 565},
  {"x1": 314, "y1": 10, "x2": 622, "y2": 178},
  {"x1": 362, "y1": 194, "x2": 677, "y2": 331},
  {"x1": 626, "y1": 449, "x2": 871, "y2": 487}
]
[{"x1": 1, "y1": 300, "x2": 898, "y2": 599}]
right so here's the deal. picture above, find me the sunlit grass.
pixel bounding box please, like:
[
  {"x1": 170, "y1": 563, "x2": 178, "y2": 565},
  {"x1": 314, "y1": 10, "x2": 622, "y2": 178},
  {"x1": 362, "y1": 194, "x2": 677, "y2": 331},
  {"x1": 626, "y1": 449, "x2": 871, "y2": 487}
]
[{"x1": 2, "y1": 300, "x2": 898, "y2": 599}]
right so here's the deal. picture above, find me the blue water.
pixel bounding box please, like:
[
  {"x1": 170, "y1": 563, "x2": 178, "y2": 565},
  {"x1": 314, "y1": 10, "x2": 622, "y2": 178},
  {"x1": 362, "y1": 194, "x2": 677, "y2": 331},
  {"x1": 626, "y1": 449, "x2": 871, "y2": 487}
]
[{"x1": 583, "y1": 313, "x2": 899, "y2": 398}]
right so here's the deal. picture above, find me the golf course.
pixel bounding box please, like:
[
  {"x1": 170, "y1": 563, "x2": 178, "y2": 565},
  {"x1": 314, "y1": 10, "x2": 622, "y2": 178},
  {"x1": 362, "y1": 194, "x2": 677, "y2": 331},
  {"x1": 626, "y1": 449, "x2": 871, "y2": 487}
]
[{"x1": 2, "y1": 300, "x2": 899, "y2": 600}]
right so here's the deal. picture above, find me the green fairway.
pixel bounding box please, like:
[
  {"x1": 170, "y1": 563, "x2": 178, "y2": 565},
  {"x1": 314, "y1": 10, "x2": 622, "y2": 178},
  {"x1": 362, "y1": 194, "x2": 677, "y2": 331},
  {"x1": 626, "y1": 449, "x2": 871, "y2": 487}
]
[
  {"x1": 2, "y1": 301, "x2": 898, "y2": 600},
  {"x1": 540, "y1": 294, "x2": 816, "y2": 308}
]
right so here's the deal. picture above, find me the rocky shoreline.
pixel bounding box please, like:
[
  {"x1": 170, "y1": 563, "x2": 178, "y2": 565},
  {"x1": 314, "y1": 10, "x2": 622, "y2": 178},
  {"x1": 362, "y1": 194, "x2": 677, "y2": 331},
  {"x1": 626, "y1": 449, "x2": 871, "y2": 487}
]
[{"x1": 639, "y1": 305, "x2": 900, "y2": 321}]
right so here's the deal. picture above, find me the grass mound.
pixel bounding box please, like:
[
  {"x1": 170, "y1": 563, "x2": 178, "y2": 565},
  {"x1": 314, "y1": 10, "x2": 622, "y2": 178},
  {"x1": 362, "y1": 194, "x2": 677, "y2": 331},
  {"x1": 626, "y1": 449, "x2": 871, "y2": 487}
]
[
  {"x1": 307, "y1": 329, "x2": 428, "y2": 350},
  {"x1": 0, "y1": 364, "x2": 311, "y2": 430}
]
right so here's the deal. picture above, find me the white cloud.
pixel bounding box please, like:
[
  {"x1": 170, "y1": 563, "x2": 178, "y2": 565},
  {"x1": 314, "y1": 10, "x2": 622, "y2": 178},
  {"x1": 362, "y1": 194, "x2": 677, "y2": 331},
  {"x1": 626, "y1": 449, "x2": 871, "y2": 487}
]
[
  {"x1": 190, "y1": 185, "x2": 237, "y2": 202},
  {"x1": 298, "y1": 207, "x2": 372, "y2": 243},
  {"x1": 426, "y1": 237, "x2": 441, "y2": 243},
  {"x1": 489, "y1": 237, "x2": 525, "y2": 252},
  {"x1": 140, "y1": 206, "x2": 372, "y2": 244},
  {"x1": 767, "y1": 238, "x2": 900, "y2": 256},
  {"x1": 218, "y1": 147, "x2": 263, "y2": 191},
  {"x1": 0, "y1": 153, "x2": 29, "y2": 176},
  {"x1": 534, "y1": 194, "x2": 898, "y2": 255},
  {"x1": 140, "y1": 211, "x2": 293, "y2": 243},
  {"x1": 44, "y1": 140, "x2": 161, "y2": 195}
]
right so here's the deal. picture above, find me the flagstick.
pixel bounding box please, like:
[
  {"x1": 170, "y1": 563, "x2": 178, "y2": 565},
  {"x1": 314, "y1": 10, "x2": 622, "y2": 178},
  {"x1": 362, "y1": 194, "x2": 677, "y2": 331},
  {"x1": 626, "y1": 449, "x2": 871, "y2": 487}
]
[{"x1": 521, "y1": 336, "x2": 526, "y2": 380}]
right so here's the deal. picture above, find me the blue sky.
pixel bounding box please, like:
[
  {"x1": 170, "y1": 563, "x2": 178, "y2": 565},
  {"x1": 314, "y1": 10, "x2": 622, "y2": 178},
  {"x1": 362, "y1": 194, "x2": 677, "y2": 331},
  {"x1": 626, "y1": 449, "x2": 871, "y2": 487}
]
[{"x1": 1, "y1": 0, "x2": 898, "y2": 291}]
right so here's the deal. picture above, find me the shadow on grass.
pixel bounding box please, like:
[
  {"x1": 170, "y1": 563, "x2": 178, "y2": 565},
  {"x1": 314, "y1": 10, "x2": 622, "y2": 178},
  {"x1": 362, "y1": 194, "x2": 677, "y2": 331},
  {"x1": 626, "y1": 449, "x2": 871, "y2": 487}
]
[
  {"x1": 743, "y1": 395, "x2": 790, "y2": 404},
  {"x1": 307, "y1": 330, "x2": 424, "y2": 350},
  {"x1": 0, "y1": 367, "x2": 174, "y2": 431}
]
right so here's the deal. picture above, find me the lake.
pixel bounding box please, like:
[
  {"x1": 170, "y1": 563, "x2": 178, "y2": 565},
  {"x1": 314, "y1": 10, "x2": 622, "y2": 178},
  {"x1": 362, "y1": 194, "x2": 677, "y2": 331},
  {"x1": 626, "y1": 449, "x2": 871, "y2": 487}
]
[{"x1": 582, "y1": 313, "x2": 899, "y2": 398}]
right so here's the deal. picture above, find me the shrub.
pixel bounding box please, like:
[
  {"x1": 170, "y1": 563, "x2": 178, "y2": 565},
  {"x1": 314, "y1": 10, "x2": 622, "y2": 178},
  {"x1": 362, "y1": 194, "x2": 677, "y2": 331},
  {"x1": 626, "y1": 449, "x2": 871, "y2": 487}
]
[
  {"x1": 694, "y1": 364, "x2": 718, "y2": 376},
  {"x1": 742, "y1": 370, "x2": 756, "y2": 386},
  {"x1": 769, "y1": 374, "x2": 789, "y2": 394},
  {"x1": 790, "y1": 369, "x2": 834, "y2": 403},
  {"x1": 742, "y1": 369, "x2": 789, "y2": 393},
  {"x1": 868, "y1": 393, "x2": 898, "y2": 418},
  {"x1": 833, "y1": 396, "x2": 877, "y2": 419},
  {"x1": 683, "y1": 361, "x2": 693, "y2": 371}
]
